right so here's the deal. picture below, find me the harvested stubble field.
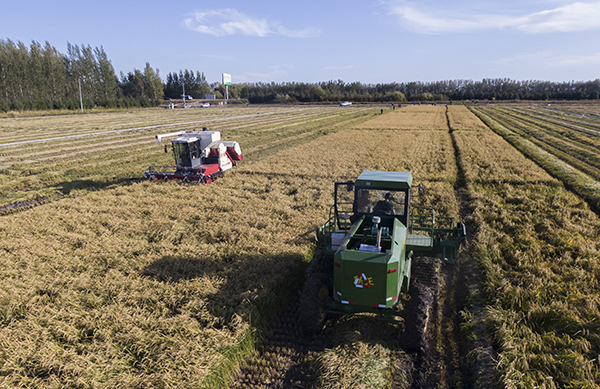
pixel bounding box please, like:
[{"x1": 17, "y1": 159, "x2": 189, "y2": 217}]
[
  {"x1": 0, "y1": 106, "x2": 372, "y2": 209},
  {"x1": 1, "y1": 103, "x2": 600, "y2": 388}
]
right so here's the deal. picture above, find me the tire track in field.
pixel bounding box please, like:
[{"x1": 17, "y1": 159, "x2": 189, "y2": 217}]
[
  {"x1": 390, "y1": 106, "x2": 497, "y2": 388},
  {"x1": 229, "y1": 293, "x2": 332, "y2": 388},
  {"x1": 445, "y1": 106, "x2": 499, "y2": 389}
]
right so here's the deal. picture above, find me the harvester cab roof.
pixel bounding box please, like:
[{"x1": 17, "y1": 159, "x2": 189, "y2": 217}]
[{"x1": 169, "y1": 130, "x2": 220, "y2": 169}]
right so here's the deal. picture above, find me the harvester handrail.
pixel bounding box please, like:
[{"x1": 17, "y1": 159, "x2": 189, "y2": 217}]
[
  {"x1": 409, "y1": 206, "x2": 435, "y2": 238},
  {"x1": 409, "y1": 206, "x2": 460, "y2": 238}
]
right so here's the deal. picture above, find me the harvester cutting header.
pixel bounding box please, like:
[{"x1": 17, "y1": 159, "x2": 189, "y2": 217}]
[{"x1": 144, "y1": 128, "x2": 242, "y2": 183}]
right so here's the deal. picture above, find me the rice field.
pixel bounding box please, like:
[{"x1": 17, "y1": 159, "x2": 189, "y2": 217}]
[
  {"x1": 454, "y1": 104, "x2": 600, "y2": 388},
  {"x1": 1, "y1": 103, "x2": 600, "y2": 388}
]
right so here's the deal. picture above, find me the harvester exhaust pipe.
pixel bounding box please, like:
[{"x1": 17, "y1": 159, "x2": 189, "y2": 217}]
[
  {"x1": 155, "y1": 131, "x2": 185, "y2": 146},
  {"x1": 372, "y1": 216, "x2": 382, "y2": 251}
]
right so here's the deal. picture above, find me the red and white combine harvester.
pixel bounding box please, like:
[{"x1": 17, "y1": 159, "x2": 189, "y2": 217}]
[{"x1": 144, "y1": 128, "x2": 242, "y2": 183}]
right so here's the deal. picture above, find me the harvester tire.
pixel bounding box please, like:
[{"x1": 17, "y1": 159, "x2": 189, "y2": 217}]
[
  {"x1": 298, "y1": 272, "x2": 330, "y2": 333},
  {"x1": 402, "y1": 283, "x2": 434, "y2": 353}
]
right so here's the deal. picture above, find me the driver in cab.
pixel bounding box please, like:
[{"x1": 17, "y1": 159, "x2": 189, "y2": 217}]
[{"x1": 373, "y1": 192, "x2": 395, "y2": 215}]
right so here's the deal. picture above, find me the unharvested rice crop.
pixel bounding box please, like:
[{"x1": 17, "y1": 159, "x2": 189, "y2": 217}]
[
  {"x1": 450, "y1": 104, "x2": 600, "y2": 388},
  {"x1": 353, "y1": 105, "x2": 448, "y2": 131}
]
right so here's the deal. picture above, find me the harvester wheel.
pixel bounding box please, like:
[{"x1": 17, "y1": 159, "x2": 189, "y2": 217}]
[{"x1": 298, "y1": 272, "x2": 330, "y2": 333}]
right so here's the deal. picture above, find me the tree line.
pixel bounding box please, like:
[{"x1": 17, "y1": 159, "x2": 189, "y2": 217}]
[
  {"x1": 2, "y1": 38, "x2": 600, "y2": 113},
  {"x1": 229, "y1": 78, "x2": 600, "y2": 104},
  {"x1": 0, "y1": 39, "x2": 165, "y2": 112}
]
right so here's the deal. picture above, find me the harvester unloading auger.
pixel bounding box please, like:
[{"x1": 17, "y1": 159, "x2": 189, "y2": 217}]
[
  {"x1": 144, "y1": 128, "x2": 242, "y2": 183},
  {"x1": 299, "y1": 170, "x2": 466, "y2": 351}
]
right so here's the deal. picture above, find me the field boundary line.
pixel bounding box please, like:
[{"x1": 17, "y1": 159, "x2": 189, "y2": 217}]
[{"x1": 0, "y1": 107, "x2": 320, "y2": 148}]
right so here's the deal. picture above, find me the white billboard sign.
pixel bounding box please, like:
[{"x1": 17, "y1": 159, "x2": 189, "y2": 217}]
[{"x1": 222, "y1": 73, "x2": 232, "y2": 86}]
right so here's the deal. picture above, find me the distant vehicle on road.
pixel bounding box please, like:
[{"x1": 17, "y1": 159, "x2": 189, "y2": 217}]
[
  {"x1": 181, "y1": 95, "x2": 193, "y2": 100},
  {"x1": 340, "y1": 101, "x2": 352, "y2": 106},
  {"x1": 200, "y1": 102, "x2": 210, "y2": 108}
]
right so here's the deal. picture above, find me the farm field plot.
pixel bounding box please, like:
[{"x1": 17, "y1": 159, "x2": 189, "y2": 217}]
[
  {"x1": 231, "y1": 107, "x2": 464, "y2": 388},
  {"x1": 450, "y1": 104, "x2": 600, "y2": 388},
  {"x1": 3, "y1": 103, "x2": 600, "y2": 388},
  {"x1": 471, "y1": 104, "x2": 600, "y2": 211},
  {"x1": 353, "y1": 104, "x2": 448, "y2": 131},
  {"x1": 529, "y1": 102, "x2": 600, "y2": 118},
  {"x1": 0, "y1": 105, "x2": 373, "y2": 210},
  {"x1": 0, "y1": 104, "x2": 473, "y2": 388},
  {"x1": 0, "y1": 106, "x2": 304, "y2": 144}
]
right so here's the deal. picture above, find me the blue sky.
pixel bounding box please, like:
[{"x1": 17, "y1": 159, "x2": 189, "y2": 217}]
[{"x1": 2, "y1": 0, "x2": 599, "y2": 84}]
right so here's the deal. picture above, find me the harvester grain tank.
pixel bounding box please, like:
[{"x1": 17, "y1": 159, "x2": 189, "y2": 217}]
[
  {"x1": 300, "y1": 170, "x2": 466, "y2": 350},
  {"x1": 144, "y1": 128, "x2": 242, "y2": 183}
]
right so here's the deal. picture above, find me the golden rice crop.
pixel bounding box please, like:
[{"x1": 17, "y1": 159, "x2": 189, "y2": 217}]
[
  {"x1": 14, "y1": 102, "x2": 600, "y2": 387},
  {"x1": 353, "y1": 105, "x2": 448, "y2": 131},
  {"x1": 0, "y1": 106, "x2": 462, "y2": 388},
  {"x1": 449, "y1": 104, "x2": 600, "y2": 388}
]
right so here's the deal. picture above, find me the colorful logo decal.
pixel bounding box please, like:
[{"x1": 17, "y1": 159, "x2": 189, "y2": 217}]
[{"x1": 354, "y1": 273, "x2": 374, "y2": 289}]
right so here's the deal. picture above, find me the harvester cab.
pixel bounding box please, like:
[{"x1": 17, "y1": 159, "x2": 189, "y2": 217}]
[
  {"x1": 144, "y1": 128, "x2": 242, "y2": 183},
  {"x1": 300, "y1": 170, "x2": 466, "y2": 338}
]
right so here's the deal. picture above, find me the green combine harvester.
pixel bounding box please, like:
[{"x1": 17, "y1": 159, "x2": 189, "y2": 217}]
[{"x1": 300, "y1": 170, "x2": 466, "y2": 350}]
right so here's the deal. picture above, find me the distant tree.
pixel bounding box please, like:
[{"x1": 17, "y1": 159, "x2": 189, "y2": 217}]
[
  {"x1": 94, "y1": 46, "x2": 118, "y2": 107},
  {"x1": 143, "y1": 63, "x2": 163, "y2": 102}
]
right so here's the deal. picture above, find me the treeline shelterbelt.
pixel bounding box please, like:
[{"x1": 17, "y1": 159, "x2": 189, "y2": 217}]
[
  {"x1": 0, "y1": 39, "x2": 166, "y2": 111},
  {"x1": 1, "y1": 39, "x2": 600, "y2": 112},
  {"x1": 231, "y1": 78, "x2": 600, "y2": 103}
]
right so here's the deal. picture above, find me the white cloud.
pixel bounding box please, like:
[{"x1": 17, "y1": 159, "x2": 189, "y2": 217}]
[
  {"x1": 183, "y1": 9, "x2": 321, "y2": 38},
  {"x1": 277, "y1": 26, "x2": 322, "y2": 38},
  {"x1": 514, "y1": 2, "x2": 600, "y2": 33},
  {"x1": 386, "y1": 0, "x2": 600, "y2": 34}
]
